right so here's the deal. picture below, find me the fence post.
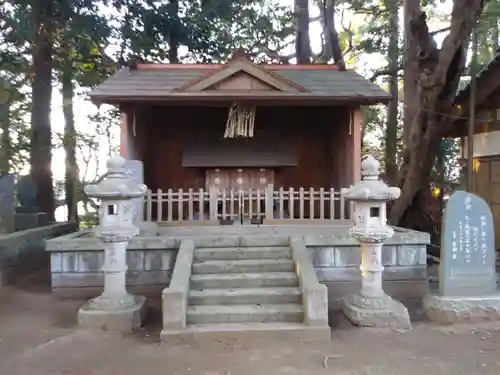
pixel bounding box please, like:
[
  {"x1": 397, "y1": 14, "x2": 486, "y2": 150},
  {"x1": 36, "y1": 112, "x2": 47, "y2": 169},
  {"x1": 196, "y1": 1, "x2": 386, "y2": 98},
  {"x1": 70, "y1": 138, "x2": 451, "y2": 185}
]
[
  {"x1": 146, "y1": 189, "x2": 152, "y2": 222},
  {"x1": 209, "y1": 186, "x2": 218, "y2": 221},
  {"x1": 265, "y1": 184, "x2": 274, "y2": 220}
]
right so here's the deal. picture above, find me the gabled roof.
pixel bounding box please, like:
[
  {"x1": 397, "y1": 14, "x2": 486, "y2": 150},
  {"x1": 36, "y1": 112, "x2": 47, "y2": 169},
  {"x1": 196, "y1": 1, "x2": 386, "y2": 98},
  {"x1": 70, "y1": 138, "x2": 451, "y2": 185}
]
[
  {"x1": 89, "y1": 58, "x2": 391, "y2": 105},
  {"x1": 175, "y1": 57, "x2": 309, "y2": 93}
]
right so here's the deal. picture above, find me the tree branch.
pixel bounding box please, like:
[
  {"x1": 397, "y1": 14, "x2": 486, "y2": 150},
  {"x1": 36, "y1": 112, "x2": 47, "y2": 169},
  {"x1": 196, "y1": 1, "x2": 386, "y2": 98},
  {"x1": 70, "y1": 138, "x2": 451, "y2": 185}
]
[
  {"x1": 340, "y1": 8, "x2": 354, "y2": 56},
  {"x1": 370, "y1": 62, "x2": 404, "y2": 82},
  {"x1": 430, "y1": 26, "x2": 450, "y2": 36}
]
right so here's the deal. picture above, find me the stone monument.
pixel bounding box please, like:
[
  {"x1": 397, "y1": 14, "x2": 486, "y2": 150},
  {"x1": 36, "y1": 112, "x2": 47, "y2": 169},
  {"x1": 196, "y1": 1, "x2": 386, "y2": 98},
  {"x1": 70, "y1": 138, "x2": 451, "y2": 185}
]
[
  {"x1": 14, "y1": 174, "x2": 50, "y2": 230},
  {"x1": 124, "y1": 159, "x2": 144, "y2": 224},
  {"x1": 423, "y1": 190, "x2": 500, "y2": 324},
  {"x1": 78, "y1": 155, "x2": 148, "y2": 332},
  {"x1": 0, "y1": 174, "x2": 15, "y2": 234},
  {"x1": 340, "y1": 155, "x2": 412, "y2": 329}
]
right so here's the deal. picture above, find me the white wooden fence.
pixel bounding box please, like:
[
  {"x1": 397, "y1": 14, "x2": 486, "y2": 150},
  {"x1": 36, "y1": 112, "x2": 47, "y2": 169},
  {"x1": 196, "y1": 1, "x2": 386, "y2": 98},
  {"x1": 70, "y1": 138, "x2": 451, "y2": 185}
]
[{"x1": 142, "y1": 185, "x2": 352, "y2": 223}]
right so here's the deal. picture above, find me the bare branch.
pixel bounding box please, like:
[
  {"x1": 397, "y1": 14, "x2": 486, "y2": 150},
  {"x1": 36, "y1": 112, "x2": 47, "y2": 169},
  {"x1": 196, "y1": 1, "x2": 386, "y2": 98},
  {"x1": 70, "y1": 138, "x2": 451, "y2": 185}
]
[
  {"x1": 370, "y1": 62, "x2": 404, "y2": 82},
  {"x1": 430, "y1": 26, "x2": 451, "y2": 36},
  {"x1": 340, "y1": 8, "x2": 354, "y2": 57}
]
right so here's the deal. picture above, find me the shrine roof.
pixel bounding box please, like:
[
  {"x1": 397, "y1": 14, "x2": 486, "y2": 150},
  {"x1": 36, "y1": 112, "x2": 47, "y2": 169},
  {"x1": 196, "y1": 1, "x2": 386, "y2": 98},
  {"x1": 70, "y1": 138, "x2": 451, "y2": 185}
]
[{"x1": 89, "y1": 57, "x2": 390, "y2": 105}]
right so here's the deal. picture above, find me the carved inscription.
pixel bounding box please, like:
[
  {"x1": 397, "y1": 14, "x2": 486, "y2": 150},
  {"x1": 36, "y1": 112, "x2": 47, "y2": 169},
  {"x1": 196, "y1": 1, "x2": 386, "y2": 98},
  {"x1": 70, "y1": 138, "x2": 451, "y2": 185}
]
[{"x1": 441, "y1": 191, "x2": 496, "y2": 296}]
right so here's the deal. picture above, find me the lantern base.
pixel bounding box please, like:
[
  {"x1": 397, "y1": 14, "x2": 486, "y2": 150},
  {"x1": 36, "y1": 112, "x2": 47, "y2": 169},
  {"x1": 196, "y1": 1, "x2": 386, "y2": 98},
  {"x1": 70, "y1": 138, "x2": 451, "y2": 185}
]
[
  {"x1": 341, "y1": 292, "x2": 412, "y2": 330},
  {"x1": 78, "y1": 295, "x2": 147, "y2": 333}
]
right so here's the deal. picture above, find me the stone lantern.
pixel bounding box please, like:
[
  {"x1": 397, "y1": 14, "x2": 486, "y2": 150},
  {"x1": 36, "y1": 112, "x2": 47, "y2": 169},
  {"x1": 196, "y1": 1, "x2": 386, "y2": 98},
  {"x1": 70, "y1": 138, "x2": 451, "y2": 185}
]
[
  {"x1": 78, "y1": 156, "x2": 148, "y2": 332},
  {"x1": 340, "y1": 155, "x2": 411, "y2": 329}
]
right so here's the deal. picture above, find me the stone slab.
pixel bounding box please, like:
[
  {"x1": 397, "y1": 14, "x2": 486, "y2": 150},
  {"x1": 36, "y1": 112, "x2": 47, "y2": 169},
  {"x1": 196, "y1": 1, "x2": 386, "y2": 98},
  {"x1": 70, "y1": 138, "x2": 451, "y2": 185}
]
[
  {"x1": 14, "y1": 212, "x2": 50, "y2": 231},
  {"x1": 123, "y1": 160, "x2": 144, "y2": 223},
  {"x1": 440, "y1": 191, "x2": 496, "y2": 296},
  {"x1": 160, "y1": 322, "x2": 331, "y2": 347},
  {"x1": 341, "y1": 294, "x2": 412, "y2": 330},
  {"x1": 78, "y1": 295, "x2": 147, "y2": 332},
  {"x1": 0, "y1": 174, "x2": 15, "y2": 234},
  {"x1": 423, "y1": 291, "x2": 500, "y2": 325}
]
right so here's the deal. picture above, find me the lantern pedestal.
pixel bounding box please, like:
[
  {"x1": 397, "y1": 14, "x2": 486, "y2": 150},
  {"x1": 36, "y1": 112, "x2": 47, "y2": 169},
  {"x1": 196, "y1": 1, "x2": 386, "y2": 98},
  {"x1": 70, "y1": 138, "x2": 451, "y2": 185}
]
[
  {"x1": 78, "y1": 296, "x2": 147, "y2": 332},
  {"x1": 341, "y1": 289, "x2": 412, "y2": 330},
  {"x1": 78, "y1": 229, "x2": 148, "y2": 332},
  {"x1": 341, "y1": 239, "x2": 412, "y2": 330}
]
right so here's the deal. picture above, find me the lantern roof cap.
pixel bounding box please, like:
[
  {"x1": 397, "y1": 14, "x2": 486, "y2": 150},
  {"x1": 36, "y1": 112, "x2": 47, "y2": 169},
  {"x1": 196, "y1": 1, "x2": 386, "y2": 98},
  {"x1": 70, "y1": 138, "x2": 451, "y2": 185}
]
[
  {"x1": 342, "y1": 155, "x2": 401, "y2": 202},
  {"x1": 84, "y1": 156, "x2": 147, "y2": 199}
]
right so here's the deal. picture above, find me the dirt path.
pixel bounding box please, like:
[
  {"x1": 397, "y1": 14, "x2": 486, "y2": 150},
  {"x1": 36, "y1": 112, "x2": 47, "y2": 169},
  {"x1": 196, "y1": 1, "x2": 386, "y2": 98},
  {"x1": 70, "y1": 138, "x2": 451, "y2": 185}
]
[{"x1": 1, "y1": 270, "x2": 499, "y2": 375}]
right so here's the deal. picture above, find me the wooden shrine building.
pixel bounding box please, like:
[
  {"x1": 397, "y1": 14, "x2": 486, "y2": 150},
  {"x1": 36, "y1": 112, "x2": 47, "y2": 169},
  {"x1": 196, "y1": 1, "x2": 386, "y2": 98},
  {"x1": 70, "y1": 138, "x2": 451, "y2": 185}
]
[
  {"x1": 452, "y1": 51, "x2": 500, "y2": 246},
  {"x1": 89, "y1": 54, "x2": 390, "y2": 223}
]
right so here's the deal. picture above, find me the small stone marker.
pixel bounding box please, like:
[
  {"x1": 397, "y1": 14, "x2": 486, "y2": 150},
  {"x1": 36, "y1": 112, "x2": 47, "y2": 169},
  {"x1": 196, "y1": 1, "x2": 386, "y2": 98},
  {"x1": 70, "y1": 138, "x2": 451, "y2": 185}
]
[
  {"x1": 124, "y1": 160, "x2": 144, "y2": 223},
  {"x1": 0, "y1": 174, "x2": 15, "y2": 234},
  {"x1": 16, "y1": 174, "x2": 38, "y2": 212},
  {"x1": 440, "y1": 190, "x2": 496, "y2": 296}
]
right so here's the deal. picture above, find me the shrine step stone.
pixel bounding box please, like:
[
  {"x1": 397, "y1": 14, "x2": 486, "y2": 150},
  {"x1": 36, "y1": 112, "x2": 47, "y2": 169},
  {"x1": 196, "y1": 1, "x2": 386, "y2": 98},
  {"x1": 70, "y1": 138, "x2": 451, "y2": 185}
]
[
  {"x1": 192, "y1": 258, "x2": 295, "y2": 274},
  {"x1": 161, "y1": 323, "x2": 331, "y2": 347},
  {"x1": 187, "y1": 304, "x2": 304, "y2": 324},
  {"x1": 190, "y1": 272, "x2": 299, "y2": 289},
  {"x1": 188, "y1": 287, "x2": 302, "y2": 305},
  {"x1": 193, "y1": 246, "x2": 292, "y2": 261}
]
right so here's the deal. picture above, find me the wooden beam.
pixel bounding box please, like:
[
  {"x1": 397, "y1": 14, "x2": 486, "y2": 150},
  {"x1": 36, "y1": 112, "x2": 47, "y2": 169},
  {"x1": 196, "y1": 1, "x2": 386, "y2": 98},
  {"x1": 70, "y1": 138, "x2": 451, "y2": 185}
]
[
  {"x1": 119, "y1": 104, "x2": 137, "y2": 159},
  {"x1": 352, "y1": 107, "x2": 362, "y2": 183}
]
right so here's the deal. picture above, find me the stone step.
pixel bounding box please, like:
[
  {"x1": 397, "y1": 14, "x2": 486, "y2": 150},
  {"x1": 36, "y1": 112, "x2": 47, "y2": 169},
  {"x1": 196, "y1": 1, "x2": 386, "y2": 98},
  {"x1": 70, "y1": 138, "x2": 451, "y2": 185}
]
[
  {"x1": 192, "y1": 259, "x2": 295, "y2": 274},
  {"x1": 190, "y1": 272, "x2": 299, "y2": 289},
  {"x1": 189, "y1": 287, "x2": 302, "y2": 305},
  {"x1": 161, "y1": 322, "x2": 331, "y2": 346},
  {"x1": 186, "y1": 304, "x2": 304, "y2": 324},
  {"x1": 193, "y1": 246, "x2": 292, "y2": 261}
]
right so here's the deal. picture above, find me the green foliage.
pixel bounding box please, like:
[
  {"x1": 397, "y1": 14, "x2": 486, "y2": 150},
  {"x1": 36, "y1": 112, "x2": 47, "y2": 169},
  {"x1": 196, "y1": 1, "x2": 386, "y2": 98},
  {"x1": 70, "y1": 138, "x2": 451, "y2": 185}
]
[
  {"x1": 2, "y1": 0, "x2": 490, "y2": 223},
  {"x1": 107, "y1": 0, "x2": 294, "y2": 64}
]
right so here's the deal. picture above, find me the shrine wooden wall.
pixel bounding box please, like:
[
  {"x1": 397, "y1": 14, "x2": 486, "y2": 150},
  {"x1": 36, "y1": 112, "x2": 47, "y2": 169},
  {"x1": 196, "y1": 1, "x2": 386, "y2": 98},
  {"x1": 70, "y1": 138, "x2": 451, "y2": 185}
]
[
  {"x1": 122, "y1": 104, "x2": 358, "y2": 192},
  {"x1": 473, "y1": 155, "x2": 500, "y2": 248}
]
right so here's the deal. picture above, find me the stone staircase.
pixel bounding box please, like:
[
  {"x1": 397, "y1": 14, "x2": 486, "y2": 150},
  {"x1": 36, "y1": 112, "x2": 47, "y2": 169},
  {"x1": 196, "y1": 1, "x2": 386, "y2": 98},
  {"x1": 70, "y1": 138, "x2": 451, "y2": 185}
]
[
  {"x1": 188, "y1": 245, "x2": 303, "y2": 325},
  {"x1": 161, "y1": 238, "x2": 331, "y2": 345}
]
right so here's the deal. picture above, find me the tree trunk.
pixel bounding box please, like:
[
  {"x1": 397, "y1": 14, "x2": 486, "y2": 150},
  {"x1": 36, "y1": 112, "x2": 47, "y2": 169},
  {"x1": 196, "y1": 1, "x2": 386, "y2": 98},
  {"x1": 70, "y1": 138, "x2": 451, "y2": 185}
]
[
  {"x1": 31, "y1": 0, "x2": 55, "y2": 219},
  {"x1": 384, "y1": 0, "x2": 399, "y2": 185},
  {"x1": 294, "y1": 0, "x2": 312, "y2": 64},
  {"x1": 168, "y1": 0, "x2": 179, "y2": 63},
  {"x1": 0, "y1": 83, "x2": 11, "y2": 175},
  {"x1": 402, "y1": 0, "x2": 419, "y2": 146},
  {"x1": 491, "y1": 18, "x2": 499, "y2": 57},
  {"x1": 61, "y1": 42, "x2": 79, "y2": 225},
  {"x1": 318, "y1": 0, "x2": 345, "y2": 68},
  {"x1": 389, "y1": 4, "x2": 487, "y2": 226}
]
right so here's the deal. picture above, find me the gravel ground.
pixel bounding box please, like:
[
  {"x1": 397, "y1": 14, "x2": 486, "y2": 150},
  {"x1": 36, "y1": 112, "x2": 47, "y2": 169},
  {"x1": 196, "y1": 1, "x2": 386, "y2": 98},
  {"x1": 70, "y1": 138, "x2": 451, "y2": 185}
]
[{"x1": 1, "y1": 269, "x2": 499, "y2": 375}]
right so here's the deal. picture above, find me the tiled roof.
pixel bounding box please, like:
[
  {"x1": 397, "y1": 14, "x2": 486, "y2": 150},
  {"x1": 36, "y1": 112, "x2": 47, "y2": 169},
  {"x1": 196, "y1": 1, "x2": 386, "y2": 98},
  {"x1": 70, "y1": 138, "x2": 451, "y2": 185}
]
[{"x1": 89, "y1": 64, "x2": 390, "y2": 104}]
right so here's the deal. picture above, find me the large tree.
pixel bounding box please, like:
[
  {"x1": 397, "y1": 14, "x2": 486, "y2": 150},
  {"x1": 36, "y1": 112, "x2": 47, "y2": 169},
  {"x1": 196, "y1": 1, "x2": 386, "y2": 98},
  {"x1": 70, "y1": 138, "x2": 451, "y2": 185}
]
[
  {"x1": 30, "y1": 0, "x2": 55, "y2": 218},
  {"x1": 389, "y1": 0, "x2": 488, "y2": 225}
]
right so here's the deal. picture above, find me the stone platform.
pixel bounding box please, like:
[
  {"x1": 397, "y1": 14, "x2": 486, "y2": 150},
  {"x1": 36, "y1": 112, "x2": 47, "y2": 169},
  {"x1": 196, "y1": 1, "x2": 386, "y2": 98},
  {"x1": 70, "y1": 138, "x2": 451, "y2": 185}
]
[
  {"x1": 46, "y1": 223, "x2": 430, "y2": 311},
  {"x1": 161, "y1": 322, "x2": 331, "y2": 347},
  {"x1": 423, "y1": 291, "x2": 500, "y2": 325}
]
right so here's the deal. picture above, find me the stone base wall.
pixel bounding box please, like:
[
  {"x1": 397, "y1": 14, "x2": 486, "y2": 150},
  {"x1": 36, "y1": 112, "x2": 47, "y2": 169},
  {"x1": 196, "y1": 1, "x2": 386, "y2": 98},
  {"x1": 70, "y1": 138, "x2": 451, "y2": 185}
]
[
  {"x1": 0, "y1": 223, "x2": 76, "y2": 287},
  {"x1": 310, "y1": 245, "x2": 427, "y2": 309},
  {"x1": 47, "y1": 228, "x2": 429, "y2": 306},
  {"x1": 50, "y1": 248, "x2": 176, "y2": 298}
]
